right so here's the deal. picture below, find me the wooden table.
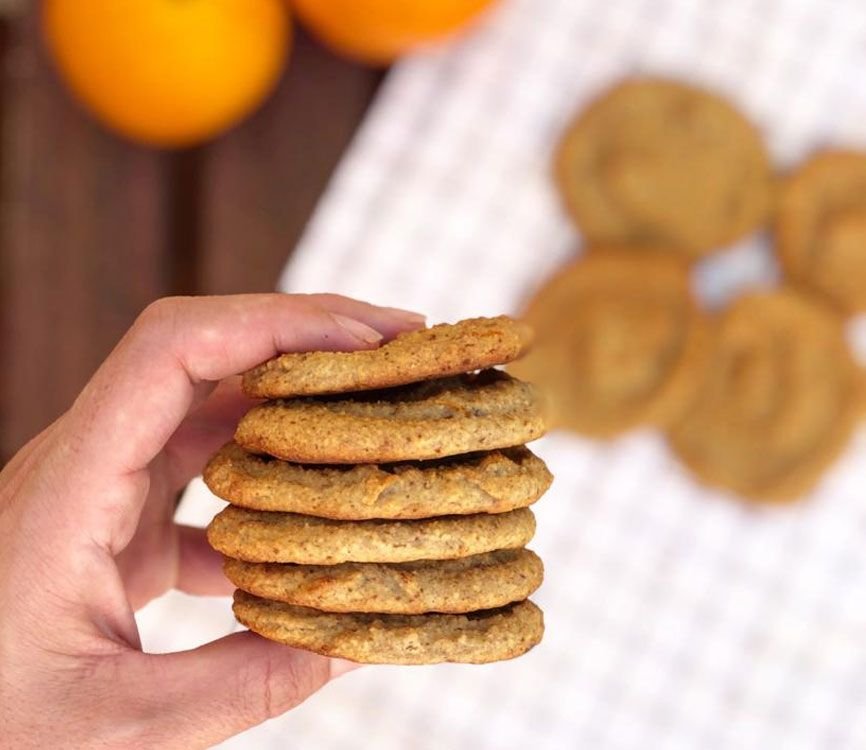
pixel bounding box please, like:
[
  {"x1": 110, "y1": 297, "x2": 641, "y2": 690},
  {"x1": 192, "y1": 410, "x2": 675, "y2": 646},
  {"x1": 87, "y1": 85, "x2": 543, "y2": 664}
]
[{"x1": 0, "y1": 8, "x2": 383, "y2": 462}]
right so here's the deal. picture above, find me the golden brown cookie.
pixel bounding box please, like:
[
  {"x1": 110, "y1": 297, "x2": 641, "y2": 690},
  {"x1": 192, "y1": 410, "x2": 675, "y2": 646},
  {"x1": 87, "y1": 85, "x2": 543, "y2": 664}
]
[
  {"x1": 204, "y1": 441, "x2": 552, "y2": 520},
  {"x1": 556, "y1": 78, "x2": 773, "y2": 257},
  {"x1": 235, "y1": 370, "x2": 546, "y2": 464},
  {"x1": 509, "y1": 249, "x2": 709, "y2": 437},
  {"x1": 669, "y1": 288, "x2": 860, "y2": 501},
  {"x1": 777, "y1": 151, "x2": 866, "y2": 313},
  {"x1": 207, "y1": 506, "x2": 536, "y2": 564},
  {"x1": 233, "y1": 590, "x2": 544, "y2": 664},
  {"x1": 242, "y1": 316, "x2": 533, "y2": 398},
  {"x1": 224, "y1": 548, "x2": 543, "y2": 614}
]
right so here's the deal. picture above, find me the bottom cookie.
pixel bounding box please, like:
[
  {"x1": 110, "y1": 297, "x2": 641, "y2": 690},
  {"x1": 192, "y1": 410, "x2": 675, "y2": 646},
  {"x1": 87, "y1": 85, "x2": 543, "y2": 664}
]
[{"x1": 233, "y1": 590, "x2": 544, "y2": 665}]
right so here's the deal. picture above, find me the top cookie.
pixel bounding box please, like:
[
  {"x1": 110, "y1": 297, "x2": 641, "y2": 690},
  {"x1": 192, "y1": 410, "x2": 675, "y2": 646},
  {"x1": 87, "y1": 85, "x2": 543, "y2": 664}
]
[
  {"x1": 777, "y1": 151, "x2": 866, "y2": 313},
  {"x1": 242, "y1": 316, "x2": 533, "y2": 398},
  {"x1": 555, "y1": 78, "x2": 773, "y2": 257}
]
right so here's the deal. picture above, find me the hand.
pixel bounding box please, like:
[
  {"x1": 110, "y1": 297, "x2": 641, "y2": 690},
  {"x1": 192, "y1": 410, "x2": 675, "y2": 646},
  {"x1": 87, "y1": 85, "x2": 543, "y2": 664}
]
[{"x1": 0, "y1": 294, "x2": 424, "y2": 748}]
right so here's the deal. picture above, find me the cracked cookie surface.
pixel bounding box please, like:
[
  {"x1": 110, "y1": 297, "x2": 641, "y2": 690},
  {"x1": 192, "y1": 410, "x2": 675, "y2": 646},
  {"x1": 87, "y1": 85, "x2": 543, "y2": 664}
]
[
  {"x1": 242, "y1": 316, "x2": 533, "y2": 398},
  {"x1": 235, "y1": 370, "x2": 546, "y2": 463},
  {"x1": 208, "y1": 506, "x2": 536, "y2": 564},
  {"x1": 224, "y1": 548, "x2": 543, "y2": 614},
  {"x1": 204, "y1": 441, "x2": 552, "y2": 519}
]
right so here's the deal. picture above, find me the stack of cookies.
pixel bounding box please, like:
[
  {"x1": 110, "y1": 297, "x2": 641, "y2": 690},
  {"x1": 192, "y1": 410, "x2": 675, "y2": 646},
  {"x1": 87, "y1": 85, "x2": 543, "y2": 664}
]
[{"x1": 205, "y1": 317, "x2": 552, "y2": 664}]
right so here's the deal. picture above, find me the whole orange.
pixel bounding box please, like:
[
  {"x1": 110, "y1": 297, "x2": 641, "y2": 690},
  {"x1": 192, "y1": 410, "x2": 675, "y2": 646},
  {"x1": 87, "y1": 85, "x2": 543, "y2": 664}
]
[
  {"x1": 42, "y1": 0, "x2": 291, "y2": 148},
  {"x1": 291, "y1": 0, "x2": 497, "y2": 65}
]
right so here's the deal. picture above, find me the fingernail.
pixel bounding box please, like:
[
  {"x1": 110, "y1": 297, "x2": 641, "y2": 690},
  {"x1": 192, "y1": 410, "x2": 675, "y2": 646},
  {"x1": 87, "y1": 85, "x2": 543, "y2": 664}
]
[
  {"x1": 332, "y1": 314, "x2": 383, "y2": 344},
  {"x1": 330, "y1": 658, "x2": 362, "y2": 678},
  {"x1": 382, "y1": 307, "x2": 426, "y2": 324}
]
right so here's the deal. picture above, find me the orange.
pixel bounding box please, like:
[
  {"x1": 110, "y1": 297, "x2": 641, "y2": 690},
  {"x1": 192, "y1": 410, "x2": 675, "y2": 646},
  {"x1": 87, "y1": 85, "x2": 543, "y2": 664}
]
[
  {"x1": 42, "y1": 0, "x2": 291, "y2": 148},
  {"x1": 291, "y1": 0, "x2": 497, "y2": 65}
]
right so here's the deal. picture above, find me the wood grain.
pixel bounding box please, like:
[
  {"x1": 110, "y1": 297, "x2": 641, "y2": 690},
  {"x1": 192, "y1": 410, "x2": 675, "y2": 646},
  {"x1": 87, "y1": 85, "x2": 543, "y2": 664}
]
[
  {"x1": 199, "y1": 28, "x2": 382, "y2": 295},
  {"x1": 0, "y1": 10, "x2": 168, "y2": 459}
]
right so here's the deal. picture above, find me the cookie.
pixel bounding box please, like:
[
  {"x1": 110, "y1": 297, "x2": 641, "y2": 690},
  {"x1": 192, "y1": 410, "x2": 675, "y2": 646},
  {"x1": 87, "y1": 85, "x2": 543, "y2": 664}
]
[
  {"x1": 669, "y1": 288, "x2": 860, "y2": 501},
  {"x1": 235, "y1": 370, "x2": 546, "y2": 464},
  {"x1": 509, "y1": 249, "x2": 709, "y2": 437},
  {"x1": 556, "y1": 78, "x2": 773, "y2": 257},
  {"x1": 233, "y1": 590, "x2": 544, "y2": 664},
  {"x1": 207, "y1": 506, "x2": 536, "y2": 564},
  {"x1": 777, "y1": 151, "x2": 866, "y2": 313},
  {"x1": 242, "y1": 316, "x2": 533, "y2": 398},
  {"x1": 204, "y1": 441, "x2": 552, "y2": 520},
  {"x1": 224, "y1": 548, "x2": 543, "y2": 614}
]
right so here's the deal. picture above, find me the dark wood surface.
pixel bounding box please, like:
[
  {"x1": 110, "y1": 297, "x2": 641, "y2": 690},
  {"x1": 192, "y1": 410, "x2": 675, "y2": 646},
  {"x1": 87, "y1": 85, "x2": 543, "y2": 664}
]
[{"x1": 0, "y1": 8, "x2": 383, "y2": 462}]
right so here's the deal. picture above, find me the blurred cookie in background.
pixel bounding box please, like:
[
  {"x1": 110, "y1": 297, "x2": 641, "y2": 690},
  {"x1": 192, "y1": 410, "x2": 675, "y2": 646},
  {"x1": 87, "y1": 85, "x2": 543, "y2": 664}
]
[
  {"x1": 555, "y1": 79, "x2": 773, "y2": 257},
  {"x1": 668, "y1": 288, "x2": 861, "y2": 502},
  {"x1": 777, "y1": 151, "x2": 866, "y2": 314},
  {"x1": 509, "y1": 248, "x2": 709, "y2": 437}
]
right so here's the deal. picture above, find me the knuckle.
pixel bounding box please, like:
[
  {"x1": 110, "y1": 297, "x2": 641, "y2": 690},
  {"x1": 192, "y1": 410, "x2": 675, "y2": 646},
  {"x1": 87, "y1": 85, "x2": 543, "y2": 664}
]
[
  {"x1": 237, "y1": 651, "x2": 328, "y2": 724},
  {"x1": 132, "y1": 297, "x2": 207, "y2": 364},
  {"x1": 275, "y1": 295, "x2": 335, "y2": 330},
  {"x1": 134, "y1": 297, "x2": 185, "y2": 338},
  {"x1": 237, "y1": 652, "x2": 278, "y2": 723},
  {"x1": 140, "y1": 296, "x2": 179, "y2": 322},
  {"x1": 305, "y1": 292, "x2": 346, "y2": 309},
  {"x1": 282, "y1": 292, "x2": 322, "y2": 314},
  {"x1": 129, "y1": 297, "x2": 174, "y2": 337}
]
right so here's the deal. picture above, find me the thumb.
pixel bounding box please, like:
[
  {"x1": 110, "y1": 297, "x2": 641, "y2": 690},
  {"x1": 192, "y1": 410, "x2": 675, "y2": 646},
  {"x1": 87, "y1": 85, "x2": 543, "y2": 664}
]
[{"x1": 128, "y1": 631, "x2": 349, "y2": 748}]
